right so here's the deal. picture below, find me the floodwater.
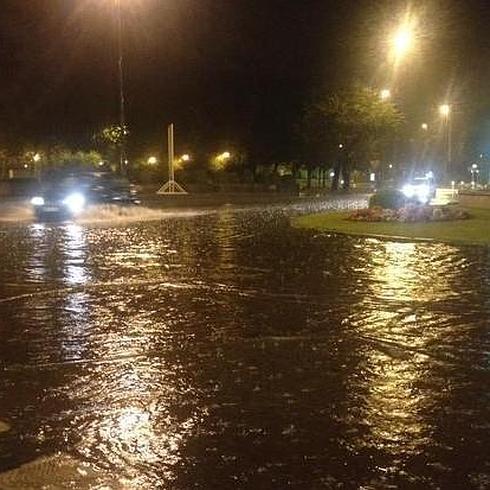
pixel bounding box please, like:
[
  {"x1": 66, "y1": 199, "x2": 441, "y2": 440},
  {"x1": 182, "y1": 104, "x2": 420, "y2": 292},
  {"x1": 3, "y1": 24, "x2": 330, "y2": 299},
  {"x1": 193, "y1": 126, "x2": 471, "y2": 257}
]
[{"x1": 0, "y1": 196, "x2": 489, "y2": 489}]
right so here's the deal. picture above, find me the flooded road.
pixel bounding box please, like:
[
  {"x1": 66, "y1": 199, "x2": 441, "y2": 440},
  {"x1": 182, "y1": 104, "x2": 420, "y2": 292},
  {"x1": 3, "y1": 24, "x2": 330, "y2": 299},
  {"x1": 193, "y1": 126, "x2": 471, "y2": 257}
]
[{"x1": 0, "y1": 196, "x2": 489, "y2": 489}]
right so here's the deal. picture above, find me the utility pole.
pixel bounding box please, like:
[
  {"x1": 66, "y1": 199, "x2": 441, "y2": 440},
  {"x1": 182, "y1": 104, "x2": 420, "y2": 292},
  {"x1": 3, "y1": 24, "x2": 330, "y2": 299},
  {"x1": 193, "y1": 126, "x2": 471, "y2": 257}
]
[{"x1": 115, "y1": 0, "x2": 127, "y2": 175}]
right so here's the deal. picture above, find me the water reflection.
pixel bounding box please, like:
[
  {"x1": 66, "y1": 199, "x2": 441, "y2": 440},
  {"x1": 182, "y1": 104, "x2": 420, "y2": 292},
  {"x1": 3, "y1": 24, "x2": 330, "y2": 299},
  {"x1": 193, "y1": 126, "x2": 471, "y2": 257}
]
[
  {"x1": 349, "y1": 240, "x2": 465, "y2": 480},
  {"x1": 24, "y1": 224, "x2": 49, "y2": 283},
  {"x1": 63, "y1": 223, "x2": 90, "y2": 286},
  {"x1": 68, "y1": 282, "x2": 204, "y2": 485}
]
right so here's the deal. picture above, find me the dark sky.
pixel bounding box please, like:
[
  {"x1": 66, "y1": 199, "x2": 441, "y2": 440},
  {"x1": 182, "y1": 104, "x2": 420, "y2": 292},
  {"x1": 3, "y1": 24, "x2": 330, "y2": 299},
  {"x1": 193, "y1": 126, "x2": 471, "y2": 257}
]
[{"x1": 1, "y1": 0, "x2": 490, "y2": 160}]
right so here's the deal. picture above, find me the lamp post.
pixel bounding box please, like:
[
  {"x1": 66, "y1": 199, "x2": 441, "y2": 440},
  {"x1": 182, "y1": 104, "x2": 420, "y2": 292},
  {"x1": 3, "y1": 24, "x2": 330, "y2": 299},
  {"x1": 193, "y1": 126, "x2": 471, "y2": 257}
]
[
  {"x1": 439, "y1": 104, "x2": 452, "y2": 182},
  {"x1": 115, "y1": 0, "x2": 127, "y2": 175}
]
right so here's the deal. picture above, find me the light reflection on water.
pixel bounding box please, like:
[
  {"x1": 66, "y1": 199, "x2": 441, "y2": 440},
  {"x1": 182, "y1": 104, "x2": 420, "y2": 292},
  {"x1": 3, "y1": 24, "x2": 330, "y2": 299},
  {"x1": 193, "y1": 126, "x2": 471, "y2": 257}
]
[{"x1": 0, "y1": 199, "x2": 488, "y2": 488}]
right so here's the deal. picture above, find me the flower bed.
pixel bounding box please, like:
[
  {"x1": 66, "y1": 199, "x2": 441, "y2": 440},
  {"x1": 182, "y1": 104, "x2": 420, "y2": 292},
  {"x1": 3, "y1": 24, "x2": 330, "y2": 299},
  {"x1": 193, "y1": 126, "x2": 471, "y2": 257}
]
[{"x1": 348, "y1": 205, "x2": 470, "y2": 223}]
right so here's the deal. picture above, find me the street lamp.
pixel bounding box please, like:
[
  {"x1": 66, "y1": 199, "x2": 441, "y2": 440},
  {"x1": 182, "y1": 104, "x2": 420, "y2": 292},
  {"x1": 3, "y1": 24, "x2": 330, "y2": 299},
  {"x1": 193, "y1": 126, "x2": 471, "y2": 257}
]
[
  {"x1": 439, "y1": 104, "x2": 452, "y2": 181},
  {"x1": 380, "y1": 89, "x2": 391, "y2": 101},
  {"x1": 114, "y1": 0, "x2": 127, "y2": 175},
  {"x1": 470, "y1": 163, "x2": 479, "y2": 189},
  {"x1": 147, "y1": 156, "x2": 158, "y2": 165},
  {"x1": 421, "y1": 123, "x2": 428, "y2": 131},
  {"x1": 439, "y1": 104, "x2": 450, "y2": 118},
  {"x1": 391, "y1": 16, "x2": 416, "y2": 64}
]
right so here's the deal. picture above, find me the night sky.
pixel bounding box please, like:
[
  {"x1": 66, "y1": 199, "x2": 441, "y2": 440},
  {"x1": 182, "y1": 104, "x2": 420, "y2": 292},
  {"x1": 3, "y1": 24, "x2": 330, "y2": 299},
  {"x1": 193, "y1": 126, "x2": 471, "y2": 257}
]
[{"x1": 1, "y1": 0, "x2": 490, "y2": 160}]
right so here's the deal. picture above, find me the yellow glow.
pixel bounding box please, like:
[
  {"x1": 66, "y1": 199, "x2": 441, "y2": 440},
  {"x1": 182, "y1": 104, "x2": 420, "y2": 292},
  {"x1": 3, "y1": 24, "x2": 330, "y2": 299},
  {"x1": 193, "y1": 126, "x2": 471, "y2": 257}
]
[
  {"x1": 181, "y1": 154, "x2": 190, "y2": 162},
  {"x1": 212, "y1": 151, "x2": 233, "y2": 170},
  {"x1": 391, "y1": 14, "x2": 417, "y2": 64},
  {"x1": 147, "y1": 156, "x2": 158, "y2": 165},
  {"x1": 33, "y1": 153, "x2": 41, "y2": 162},
  {"x1": 349, "y1": 240, "x2": 460, "y2": 462},
  {"x1": 380, "y1": 89, "x2": 391, "y2": 100},
  {"x1": 394, "y1": 27, "x2": 412, "y2": 55},
  {"x1": 439, "y1": 104, "x2": 451, "y2": 118},
  {"x1": 421, "y1": 123, "x2": 428, "y2": 130}
]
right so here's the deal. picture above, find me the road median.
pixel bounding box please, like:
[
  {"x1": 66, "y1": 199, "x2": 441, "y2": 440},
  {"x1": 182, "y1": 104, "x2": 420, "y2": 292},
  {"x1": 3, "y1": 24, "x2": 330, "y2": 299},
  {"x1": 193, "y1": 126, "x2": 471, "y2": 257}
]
[{"x1": 292, "y1": 207, "x2": 490, "y2": 246}]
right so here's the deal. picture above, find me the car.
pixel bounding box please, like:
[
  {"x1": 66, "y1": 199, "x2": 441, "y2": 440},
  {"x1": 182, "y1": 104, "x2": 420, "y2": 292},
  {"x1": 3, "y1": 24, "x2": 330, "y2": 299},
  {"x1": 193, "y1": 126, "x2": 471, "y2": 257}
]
[
  {"x1": 401, "y1": 175, "x2": 436, "y2": 204},
  {"x1": 30, "y1": 169, "x2": 140, "y2": 220}
]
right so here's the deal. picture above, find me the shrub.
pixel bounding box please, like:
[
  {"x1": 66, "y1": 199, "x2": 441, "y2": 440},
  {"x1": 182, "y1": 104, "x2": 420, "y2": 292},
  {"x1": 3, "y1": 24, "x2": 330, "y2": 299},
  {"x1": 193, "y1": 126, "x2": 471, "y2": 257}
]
[
  {"x1": 369, "y1": 189, "x2": 407, "y2": 209},
  {"x1": 347, "y1": 205, "x2": 470, "y2": 223}
]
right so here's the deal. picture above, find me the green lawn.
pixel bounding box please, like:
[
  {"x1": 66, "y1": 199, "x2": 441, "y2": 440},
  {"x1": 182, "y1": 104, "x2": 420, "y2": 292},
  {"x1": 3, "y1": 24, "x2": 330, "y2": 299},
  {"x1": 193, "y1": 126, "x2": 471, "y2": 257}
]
[{"x1": 293, "y1": 207, "x2": 490, "y2": 246}]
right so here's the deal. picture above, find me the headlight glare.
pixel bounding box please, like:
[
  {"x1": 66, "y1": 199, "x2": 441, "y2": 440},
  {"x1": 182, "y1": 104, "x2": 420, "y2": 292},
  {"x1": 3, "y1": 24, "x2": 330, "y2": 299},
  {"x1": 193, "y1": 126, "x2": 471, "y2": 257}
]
[
  {"x1": 63, "y1": 192, "x2": 86, "y2": 214},
  {"x1": 31, "y1": 196, "x2": 45, "y2": 206},
  {"x1": 401, "y1": 184, "x2": 414, "y2": 198}
]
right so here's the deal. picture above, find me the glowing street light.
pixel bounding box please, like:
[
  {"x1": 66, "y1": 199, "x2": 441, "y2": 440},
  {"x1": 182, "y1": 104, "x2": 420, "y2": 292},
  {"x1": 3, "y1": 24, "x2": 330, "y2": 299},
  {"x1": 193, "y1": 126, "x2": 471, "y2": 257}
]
[
  {"x1": 421, "y1": 123, "x2": 428, "y2": 131},
  {"x1": 174, "y1": 153, "x2": 191, "y2": 170},
  {"x1": 470, "y1": 163, "x2": 479, "y2": 188},
  {"x1": 380, "y1": 89, "x2": 391, "y2": 101},
  {"x1": 147, "y1": 156, "x2": 158, "y2": 165},
  {"x1": 439, "y1": 104, "x2": 451, "y2": 118},
  {"x1": 394, "y1": 27, "x2": 412, "y2": 56},
  {"x1": 33, "y1": 153, "x2": 41, "y2": 163},
  {"x1": 390, "y1": 15, "x2": 417, "y2": 65},
  {"x1": 212, "y1": 151, "x2": 232, "y2": 170}
]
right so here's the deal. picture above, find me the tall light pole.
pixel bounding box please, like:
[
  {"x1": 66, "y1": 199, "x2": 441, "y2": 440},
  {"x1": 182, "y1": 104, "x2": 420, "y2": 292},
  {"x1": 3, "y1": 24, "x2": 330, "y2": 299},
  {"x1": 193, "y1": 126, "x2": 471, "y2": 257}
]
[
  {"x1": 439, "y1": 104, "x2": 452, "y2": 182},
  {"x1": 115, "y1": 0, "x2": 127, "y2": 175}
]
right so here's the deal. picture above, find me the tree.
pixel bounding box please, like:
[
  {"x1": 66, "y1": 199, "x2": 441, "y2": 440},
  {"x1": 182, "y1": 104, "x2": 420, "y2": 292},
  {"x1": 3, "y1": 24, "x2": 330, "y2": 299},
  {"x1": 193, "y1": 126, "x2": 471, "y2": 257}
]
[
  {"x1": 93, "y1": 125, "x2": 129, "y2": 167},
  {"x1": 45, "y1": 146, "x2": 103, "y2": 170},
  {"x1": 301, "y1": 85, "x2": 404, "y2": 189}
]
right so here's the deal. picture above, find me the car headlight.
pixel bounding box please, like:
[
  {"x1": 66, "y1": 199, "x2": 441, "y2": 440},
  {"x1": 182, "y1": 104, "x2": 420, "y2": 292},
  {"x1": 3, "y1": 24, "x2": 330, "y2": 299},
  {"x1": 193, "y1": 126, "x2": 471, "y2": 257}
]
[
  {"x1": 62, "y1": 192, "x2": 86, "y2": 214},
  {"x1": 415, "y1": 184, "x2": 430, "y2": 199},
  {"x1": 401, "y1": 184, "x2": 414, "y2": 198},
  {"x1": 31, "y1": 196, "x2": 45, "y2": 206}
]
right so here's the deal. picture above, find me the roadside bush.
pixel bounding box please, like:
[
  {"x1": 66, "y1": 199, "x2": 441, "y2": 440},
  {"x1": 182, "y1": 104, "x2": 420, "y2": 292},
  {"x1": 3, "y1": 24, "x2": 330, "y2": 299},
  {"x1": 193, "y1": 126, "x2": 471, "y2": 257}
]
[{"x1": 369, "y1": 189, "x2": 406, "y2": 209}]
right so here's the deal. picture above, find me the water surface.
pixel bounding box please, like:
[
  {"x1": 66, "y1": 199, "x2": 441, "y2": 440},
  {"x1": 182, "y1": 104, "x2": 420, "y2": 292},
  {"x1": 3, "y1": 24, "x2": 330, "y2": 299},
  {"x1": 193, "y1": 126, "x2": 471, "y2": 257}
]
[{"x1": 0, "y1": 197, "x2": 489, "y2": 489}]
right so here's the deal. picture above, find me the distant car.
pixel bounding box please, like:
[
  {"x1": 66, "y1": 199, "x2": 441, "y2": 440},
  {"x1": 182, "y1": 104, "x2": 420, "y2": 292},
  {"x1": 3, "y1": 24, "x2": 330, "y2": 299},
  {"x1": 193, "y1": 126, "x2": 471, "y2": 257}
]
[
  {"x1": 401, "y1": 176, "x2": 436, "y2": 204},
  {"x1": 30, "y1": 169, "x2": 139, "y2": 220}
]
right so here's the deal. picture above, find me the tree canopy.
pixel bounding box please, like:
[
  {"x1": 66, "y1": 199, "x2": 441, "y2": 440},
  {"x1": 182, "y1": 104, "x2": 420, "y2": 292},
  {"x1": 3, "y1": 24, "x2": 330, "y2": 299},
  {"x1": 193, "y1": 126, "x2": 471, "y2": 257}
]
[{"x1": 302, "y1": 85, "x2": 404, "y2": 165}]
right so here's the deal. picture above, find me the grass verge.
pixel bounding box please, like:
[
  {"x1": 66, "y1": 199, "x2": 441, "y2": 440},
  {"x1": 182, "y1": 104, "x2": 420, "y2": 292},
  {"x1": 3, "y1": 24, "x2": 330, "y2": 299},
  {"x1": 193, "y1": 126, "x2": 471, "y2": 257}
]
[{"x1": 292, "y1": 207, "x2": 490, "y2": 246}]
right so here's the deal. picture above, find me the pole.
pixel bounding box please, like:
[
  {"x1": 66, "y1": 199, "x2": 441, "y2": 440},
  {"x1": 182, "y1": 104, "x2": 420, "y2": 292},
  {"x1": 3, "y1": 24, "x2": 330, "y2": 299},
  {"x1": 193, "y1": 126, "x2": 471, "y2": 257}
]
[
  {"x1": 168, "y1": 123, "x2": 175, "y2": 182},
  {"x1": 157, "y1": 124, "x2": 187, "y2": 194},
  {"x1": 115, "y1": 0, "x2": 127, "y2": 175},
  {"x1": 447, "y1": 114, "x2": 452, "y2": 181}
]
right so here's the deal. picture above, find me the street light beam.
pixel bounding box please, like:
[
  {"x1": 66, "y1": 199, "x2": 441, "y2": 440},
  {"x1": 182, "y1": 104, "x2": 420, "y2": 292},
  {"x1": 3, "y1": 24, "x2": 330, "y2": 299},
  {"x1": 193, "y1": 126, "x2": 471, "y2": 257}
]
[
  {"x1": 439, "y1": 104, "x2": 451, "y2": 117},
  {"x1": 390, "y1": 14, "x2": 417, "y2": 65}
]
